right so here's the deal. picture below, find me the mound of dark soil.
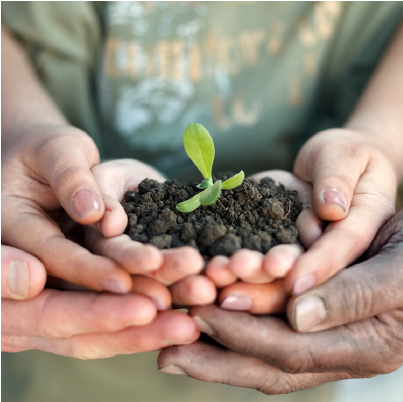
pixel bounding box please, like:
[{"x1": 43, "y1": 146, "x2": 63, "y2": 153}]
[{"x1": 123, "y1": 174, "x2": 302, "y2": 260}]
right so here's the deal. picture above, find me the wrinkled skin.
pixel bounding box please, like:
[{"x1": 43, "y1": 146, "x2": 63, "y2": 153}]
[{"x1": 158, "y1": 209, "x2": 403, "y2": 395}]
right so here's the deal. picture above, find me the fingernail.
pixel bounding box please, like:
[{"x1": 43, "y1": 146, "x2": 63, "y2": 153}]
[
  {"x1": 72, "y1": 187, "x2": 101, "y2": 218},
  {"x1": 220, "y1": 294, "x2": 251, "y2": 311},
  {"x1": 102, "y1": 279, "x2": 128, "y2": 294},
  {"x1": 293, "y1": 274, "x2": 315, "y2": 295},
  {"x1": 322, "y1": 188, "x2": 348, "y2": 213},
  {"x1": 295, "y1": 296, "x2": 326, "y2": 331},
  {"x1": 8, "y1": 260, "x2": 29, "y2": 298},
  {"x1": 150, "y1": 295, "x2": 167, "y2": 311},
  {"x1": 193, "y1": 316, "x2": 214, "y2": 336},
  {"x1": 159, "y1": 365, "x2": 186, "y2": 375}
]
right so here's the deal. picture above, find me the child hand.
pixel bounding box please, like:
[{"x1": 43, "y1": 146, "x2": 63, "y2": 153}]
[
  {"x1": 286, "y1": 128, "x2": 397, "y2": 294},
  {"x1": 86, "y1": 159, "x2": 217, "y2": 308},
  {"x1": 205, "y1": 171, "x2": 316, "y2": 314}
]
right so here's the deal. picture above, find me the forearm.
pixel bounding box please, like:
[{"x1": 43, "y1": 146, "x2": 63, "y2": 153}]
[
  {"x1": 1, "y1": 25, "x2": 68, "y2": 149},
  {"x1": 345, "y1": 22, "x2": 403, "y2": 181}
]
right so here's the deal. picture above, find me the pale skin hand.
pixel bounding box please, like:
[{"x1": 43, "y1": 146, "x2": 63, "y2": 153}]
[
  {"x1": 2, "y1": 26, "x2": 213, "y2": 299},
  {"x1": 1, "y1": 244, "x2": 200, "y2": 358},
  {"x1": 85, "y1": 159, "x2": 217, "y2": 308},
  {"x1": 1, "y1": 159, "x2": 213, "y2": 358},
  {"x1": 1, "y1": 26, "x2": 211, "y2": 357},
  {"x1": 286, "y1": 20, "x2": 403, "y2": 294},
  {"x1": 207, "y1": 21, "x2": 403, "y2": 305},
  {"x1": 158, "y1": 210, "x2": 403, "y2": 394},
  {"x1": 205, "y1": 171, "x2": 311, "y2": 315},
  {"x1": 2, "y1": 25, "x2": 131, "y2": 292}
]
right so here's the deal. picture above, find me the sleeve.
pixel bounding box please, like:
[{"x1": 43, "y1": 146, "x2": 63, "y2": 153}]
[
  {"x1": 2, "y1": 1, "x2": 105, "y2": 154},
  {"x1": 323, "y1": 2, "x2": 403, "y2": 126}
]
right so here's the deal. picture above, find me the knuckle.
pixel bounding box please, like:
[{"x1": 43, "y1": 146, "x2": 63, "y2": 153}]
[
  {"x1": 258, "y1": 374, "x2": 301, "y2": 395},
  {"x1": 275, "y1": 348, "x2": 312, "y2": 374},
  {"x1": 52, "y1": 164, "x2": 88, "y2": 192},
  {"x1": 34, "y1": 130, "x2": 98, "y2": 171},
  {"x1": 40, "y1": 292, "x2": 67, "y2": 339},
  {"x1": 378, "y1": 311, "x2": 403, "y2": 363},
  {"x1": 70, "y1": 342, "x2": 107, "y2": 360},
  {"x1": 337, "y1": 271, "x2": 374, "y2": 322}
]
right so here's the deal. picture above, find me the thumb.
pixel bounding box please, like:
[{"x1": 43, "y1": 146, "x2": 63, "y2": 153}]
[
  {"x1": 33, "y1": 130, "x2": 105, "y2": 225},
  {"x1": 1, "y1": 245, "x2": 47, "y2": 300},
  {"x1": 294, "y1": 130, "x2": 363, "y2": 221},
  {"x1": 287, "y1": 233, "x2": 403, "y2": 332}
]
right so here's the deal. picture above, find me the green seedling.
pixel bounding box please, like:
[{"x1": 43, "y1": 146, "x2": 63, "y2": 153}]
[{"x1": 176, "y1": 123, "x2": 244, "y2": 213}]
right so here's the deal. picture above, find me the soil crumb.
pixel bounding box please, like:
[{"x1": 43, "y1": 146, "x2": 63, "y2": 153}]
[{"x1": 123, "y1": 173, "x2": 302, "y2": 260}]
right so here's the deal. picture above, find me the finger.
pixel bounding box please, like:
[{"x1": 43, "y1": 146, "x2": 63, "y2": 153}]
[
  {"x1": 158, "y1": 341, "x2": 355, "y2": 394},
  {"x1": 188, "y1": 305, "x2": 402, "y2": 374},
  {"x1": 295, "y1": 209, "x2": 325, "y2": 249},
  {"x1": 218, "y1": 281, "x2": 286, "y2": 314},
  {"x1": 90, "y1": 159, "x2": 166, "y2": 237},
  {"x1": 293, "y1": 132, "x2": 363, "y2": 221},
  {"x1": 170, "y1": 275, "x2": 217, "y2": 307},
  {"x1": 1, "y1": 245, "x2": 46, "y2": 299},
  {"x1": 2, "y1": 203, "x2": 132, "y2": 292},
  {"x1": 45, "y1": 275, "x2": 172, "y2": 311},
  {"x1": 228, "y1": 249, "x2": 274, "y2": 283},
  {"x1": 287, "y1": 154, "x2": 396, "y2": 292},
  {"x1": 205, "y1": 255, "x2": 237, "y2": 287},
  {"x1": 37, "y1": 311, "x2": 199, "y2": 359},
  {"x1": 290, "y1": 132, "x2": 397, "y2": 291},
  {"x1": 263, "y1": 244, "x2": 304, "y2": 278},
  {"x1": 287, "y1": 236, "x2": 403, "y2": 332},
  {"x1": 85, "y1": 230, "x2": 163, "y2": 274},
  {"x1": 1, "y1": 288, "x2": 157, "y2": 338},
  {"x1": 31, "y1": 130, "x2": 105, "y2": 225},
  {"x1": 364, "y1": 209, "x2": 403, "y2": 259},
  {"x1": 94, "y1": 195, "x2": 128, "y2": 238},
  {"x1": 285, "y1": 189, "x2": 395, "y2": 294},
  {"x1": 130, "y1": 276, "x2": 172, "y2": 310},
  {"x1": 146, "y1": 247, "x2": 204, "y2": 286}
]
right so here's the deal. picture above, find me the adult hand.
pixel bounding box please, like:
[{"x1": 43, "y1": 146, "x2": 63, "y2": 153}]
[
  {"x1": 1, "y1": 244, "x2": 200, "y2": 358},
  {"x1": 2, "y1": 125, "x2": 136, "y2": 292},
  {"x1": 158, "y1": 209, "x2": 403, "y2": 394}
]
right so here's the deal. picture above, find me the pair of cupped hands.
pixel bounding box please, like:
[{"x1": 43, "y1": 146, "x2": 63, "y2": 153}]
[{"x1": 2, "y1": 124, "x2": 403, "y2": 395}]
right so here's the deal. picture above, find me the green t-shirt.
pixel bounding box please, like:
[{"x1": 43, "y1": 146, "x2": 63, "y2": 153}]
[
  {"x1": 3, "y1": 1, "x2": 403, "y2": 180},
  {"x1": 2, "y1": 2, "x2": 403, "y2": 402}
]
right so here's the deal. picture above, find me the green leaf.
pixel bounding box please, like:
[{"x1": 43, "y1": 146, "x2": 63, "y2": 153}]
[
  {"x1": 183, "y1": 123, "x2": 215, "y2": 179},
  {"x1": 222, "y1": 171, "x2": 245, "y2": 190},
  {"x1": 197, "y1": 177, "x2": 213, "y2": 189},
  {"x1": 176, "y1": 192, "x2": 203, "y2": 213},
  {"x1": 200, "y1": 180, "x2": 222, "y2": 206}
]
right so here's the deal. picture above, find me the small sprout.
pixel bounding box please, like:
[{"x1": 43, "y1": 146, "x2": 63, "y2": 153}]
[
  {"x1": 183, "y1": 123, "x2": 214, "y2": 180},
  {"x1": 197, "y1": 177, "x2": 213, "y2": 189},
  {"x1": 176, "y1": 123, "x2": 244, "y2": 213},
  {"x1": 176, "y1": 191, "x2": 204, "y2": 213},
  {"x1": 200, "y1": 180, "x2": 222, "y2": 206},
  {"x1": 222, "y1": 171, "x2": 245, "y2": 190}
]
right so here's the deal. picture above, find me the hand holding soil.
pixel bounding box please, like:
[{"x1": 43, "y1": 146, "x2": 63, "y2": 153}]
[{"x1": 158, "y1": 209, "x2": 403, "y2": 393}]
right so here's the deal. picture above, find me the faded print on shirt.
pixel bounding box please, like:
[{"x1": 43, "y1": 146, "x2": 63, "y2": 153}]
[{"x1": 99, "y1": 1, "x2": 343, "y2": 180}]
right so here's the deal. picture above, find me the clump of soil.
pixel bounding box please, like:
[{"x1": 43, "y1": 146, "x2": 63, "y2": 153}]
[{"x1": 123, "y1": 173, "x2": 302, "y2": 260}]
